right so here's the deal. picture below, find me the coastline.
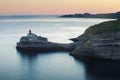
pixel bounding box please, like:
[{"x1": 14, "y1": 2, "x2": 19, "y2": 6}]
[{"x1": 16, "y1": 19, "x2": 120, "y2": 60}]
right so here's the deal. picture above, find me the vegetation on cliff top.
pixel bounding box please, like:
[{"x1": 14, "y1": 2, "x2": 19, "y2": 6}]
[{"x1": 84, "y1": 19, "x2": 120, "y2": 35}]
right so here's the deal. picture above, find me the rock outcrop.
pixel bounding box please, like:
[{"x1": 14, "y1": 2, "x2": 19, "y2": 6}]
[
  {"x1": 16, "y1": 30, "x2": 79, "y2": 52},
  {"x1": 70, "y1": 19, "x2": 120, "y2": 60}
]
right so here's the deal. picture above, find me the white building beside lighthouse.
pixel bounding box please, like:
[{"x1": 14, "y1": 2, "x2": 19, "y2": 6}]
[{"x1": 20, "y1": 30, "x2": 47, "y2": 42}]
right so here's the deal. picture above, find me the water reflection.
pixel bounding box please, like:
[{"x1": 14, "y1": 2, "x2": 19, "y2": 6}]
[
  {"x1": 17, "y1": 51, "x2": 39, "y2": 63},
  {"x1": 75, "y1": 57, "x2": 120, "y2": 80},
  {"x1": 16, "y1": 50, "x2": 120, "y2": 80},
  {"x1": 17, "y1": 51, "x2": 39, "y2": 80},
  {"x1": 17, "y1": 51, "x2": 86, "y2": 80}
]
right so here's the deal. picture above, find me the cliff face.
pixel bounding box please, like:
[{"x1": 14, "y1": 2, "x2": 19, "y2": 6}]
[{"x1": 70, "y1": 20, "x2": 120, "y2": 60}]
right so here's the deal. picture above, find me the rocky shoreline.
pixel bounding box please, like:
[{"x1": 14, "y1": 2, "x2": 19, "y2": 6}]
[
  {"x1": 16, "y1": 41, "x2": 80, "y2": 52},
  {"x1": 16, "y1": 30, "x2": 80, "y2": 52},
  {"x1": 17, "y1": 19, "x2": 120, "y2": 60}
]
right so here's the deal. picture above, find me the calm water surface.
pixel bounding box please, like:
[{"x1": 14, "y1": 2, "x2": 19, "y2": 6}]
[{"x1": 0, "y1": 15, "x2": 119, "y2": 80}]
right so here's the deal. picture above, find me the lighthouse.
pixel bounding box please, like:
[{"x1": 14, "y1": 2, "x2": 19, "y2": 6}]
[{"x1": 29, "y1": 29, "x2": 31, "y2": 34}]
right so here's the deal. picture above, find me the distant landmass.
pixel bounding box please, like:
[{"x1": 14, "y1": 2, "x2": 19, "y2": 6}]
[{"x1": 60, "y1": 12, "x2": 120, "y2": 19}]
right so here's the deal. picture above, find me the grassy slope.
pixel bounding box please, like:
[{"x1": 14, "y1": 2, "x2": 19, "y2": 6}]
[{"x1": 84, "y1": 19, "x2": 120, "y2": 35}]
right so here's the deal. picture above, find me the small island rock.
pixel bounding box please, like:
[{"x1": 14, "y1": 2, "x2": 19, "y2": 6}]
[{"x1": 16, "y1": 30, "x2": 78, "y2": 52}]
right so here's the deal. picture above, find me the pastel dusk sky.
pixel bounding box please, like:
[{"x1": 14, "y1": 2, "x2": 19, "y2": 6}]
[{"x1": 0, "y1": 0, "x2": 120, "y2": 14}]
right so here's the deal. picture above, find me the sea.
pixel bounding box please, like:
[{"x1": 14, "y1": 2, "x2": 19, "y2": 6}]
[{"x1": 0, "y1": 15, "x2": 119, "y2": 80}]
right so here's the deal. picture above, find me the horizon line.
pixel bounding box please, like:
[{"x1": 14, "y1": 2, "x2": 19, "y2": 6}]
[{"x1": 0, "y1": 11, "x2": 120, "y2": 15}]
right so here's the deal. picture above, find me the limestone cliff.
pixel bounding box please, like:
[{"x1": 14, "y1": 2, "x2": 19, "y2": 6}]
[{"x1": 70, "y1": 19, "x2": 120, "y2": 60}]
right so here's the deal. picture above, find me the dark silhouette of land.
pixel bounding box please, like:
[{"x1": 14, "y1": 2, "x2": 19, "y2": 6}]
[{"x1": 60, "y1": 12, "x2": 120, "y2": 19}]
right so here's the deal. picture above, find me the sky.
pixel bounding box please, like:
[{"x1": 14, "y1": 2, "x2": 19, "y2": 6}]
[{"x1": 0, "y1": 0, "x2": 120, "y2": 14}]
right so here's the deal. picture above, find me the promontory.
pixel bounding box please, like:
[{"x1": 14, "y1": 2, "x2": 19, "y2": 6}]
[
  {"x1": 16, "y1": 19, "x2": 120, "y2": 60},
  {"x1": 70, "y1": 19, "x2": 120, "y2": 60}
]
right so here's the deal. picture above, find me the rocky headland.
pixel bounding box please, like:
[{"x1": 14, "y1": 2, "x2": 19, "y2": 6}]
[
  {"x1": 70, "y1": 19, "x2": 120, "y2": 60},
  {"x1": 17, "y1": 19, "x2": 120, "y2": 60}
]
